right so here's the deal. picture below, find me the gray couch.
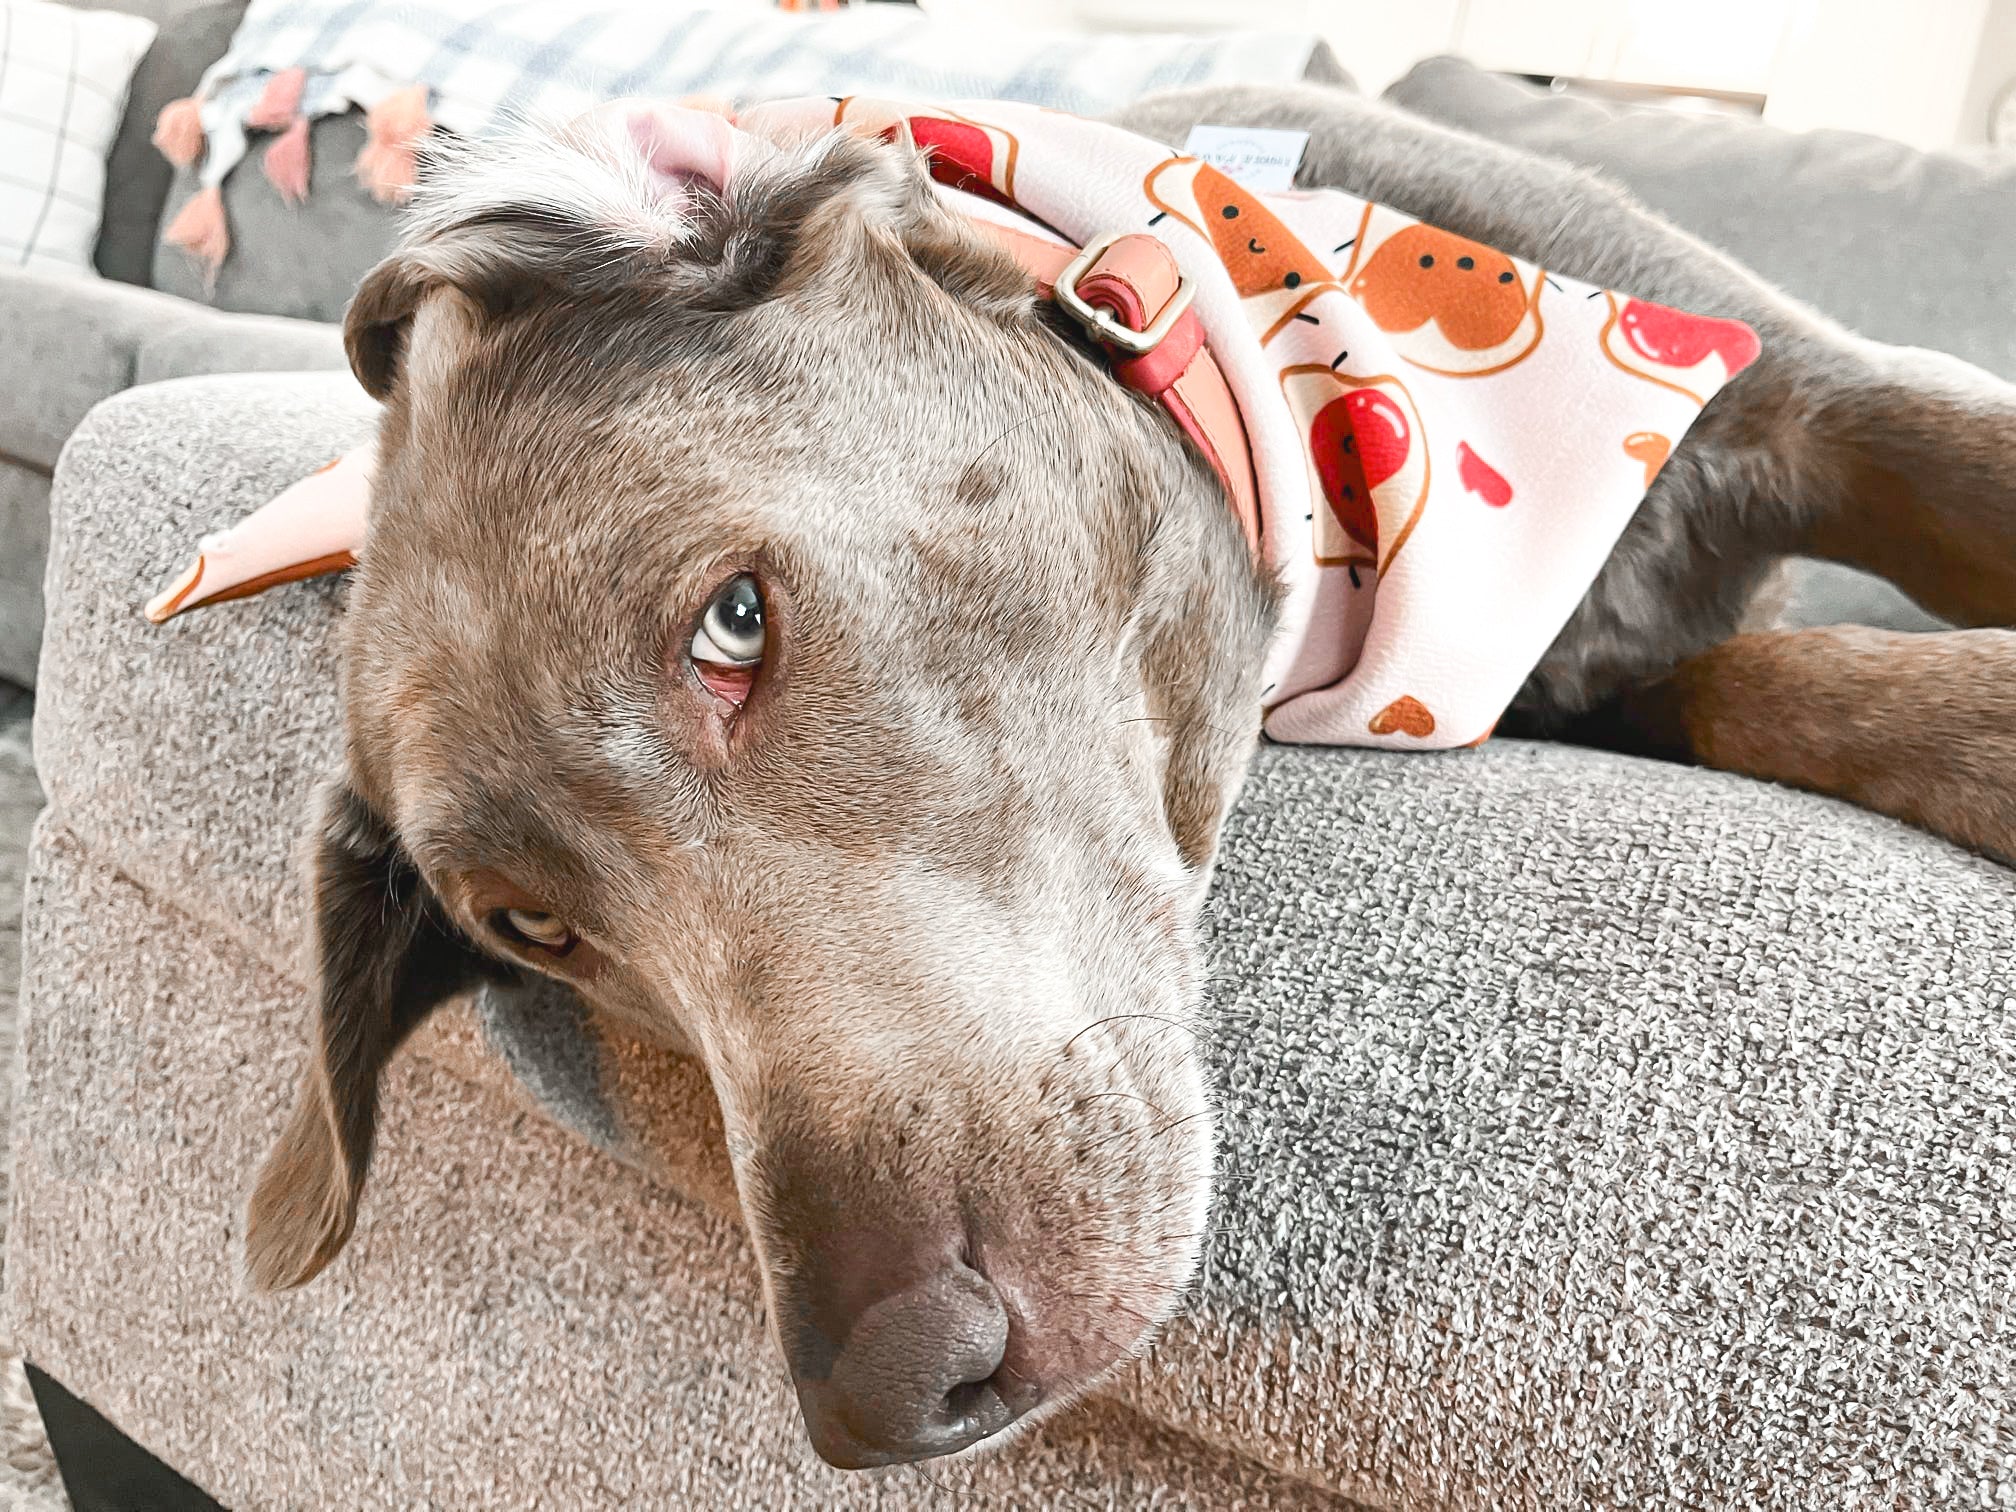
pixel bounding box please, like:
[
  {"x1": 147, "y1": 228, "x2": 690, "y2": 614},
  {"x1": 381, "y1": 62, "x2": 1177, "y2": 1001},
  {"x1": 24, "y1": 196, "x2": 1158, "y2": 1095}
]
[
  {"x1": 0, "y1": 0, "x2": 356, "y2": 689},
  {"x1": 6, "y1": 42, "x2": 2015, "y2": 1512}
]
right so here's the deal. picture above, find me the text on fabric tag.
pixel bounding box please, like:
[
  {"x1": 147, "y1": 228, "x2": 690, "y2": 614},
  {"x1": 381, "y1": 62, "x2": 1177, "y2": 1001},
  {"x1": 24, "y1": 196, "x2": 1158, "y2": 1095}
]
[{"x1": 1181, "y1": 123, "x2": 1311, "y2": 191}]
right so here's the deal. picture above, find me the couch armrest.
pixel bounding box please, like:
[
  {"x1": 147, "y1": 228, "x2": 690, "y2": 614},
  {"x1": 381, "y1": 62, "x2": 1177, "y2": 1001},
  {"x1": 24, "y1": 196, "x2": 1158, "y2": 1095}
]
[
  {"x1": 0, "y1": 268, "x2": 346, "y2": 473},
  {"x1": 36, "y1": 372, "x2": 373, "y2": 962},
  {"x1": 133, "y1": 308, "x2": 349, "y2": 388}
]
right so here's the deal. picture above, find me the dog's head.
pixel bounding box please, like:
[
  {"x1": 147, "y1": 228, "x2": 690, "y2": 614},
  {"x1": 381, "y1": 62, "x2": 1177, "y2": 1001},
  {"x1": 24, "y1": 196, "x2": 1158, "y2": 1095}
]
[{"x1": 246, "y1": 104, "x2": 1276, "y2": 1467}]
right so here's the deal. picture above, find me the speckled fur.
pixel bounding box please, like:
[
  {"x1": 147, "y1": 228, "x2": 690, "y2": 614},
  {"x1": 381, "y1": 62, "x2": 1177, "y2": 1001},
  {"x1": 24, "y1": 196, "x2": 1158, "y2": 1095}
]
[{"x1": 246, "y1": 116, "x2": 1272, "y2": 1470}]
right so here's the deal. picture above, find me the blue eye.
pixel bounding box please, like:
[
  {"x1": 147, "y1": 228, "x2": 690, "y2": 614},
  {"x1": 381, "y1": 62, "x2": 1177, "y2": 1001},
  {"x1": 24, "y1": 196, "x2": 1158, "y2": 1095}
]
[{"x1": 692, "y1": 574, "x2": 766, "y2": 665}]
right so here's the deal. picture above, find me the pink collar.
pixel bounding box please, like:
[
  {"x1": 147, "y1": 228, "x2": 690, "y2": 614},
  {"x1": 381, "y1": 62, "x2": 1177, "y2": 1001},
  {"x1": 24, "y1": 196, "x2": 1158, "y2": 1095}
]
[{"x1": 969, "y1": 216, "x2": 1263, "y2": 558}]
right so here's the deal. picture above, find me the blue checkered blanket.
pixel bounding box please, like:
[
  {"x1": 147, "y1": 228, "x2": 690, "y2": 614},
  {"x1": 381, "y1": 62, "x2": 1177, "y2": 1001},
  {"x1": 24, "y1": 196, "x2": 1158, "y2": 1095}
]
[{"x1": 191, "y1": 0, "x2": 1325, "y2": 191}]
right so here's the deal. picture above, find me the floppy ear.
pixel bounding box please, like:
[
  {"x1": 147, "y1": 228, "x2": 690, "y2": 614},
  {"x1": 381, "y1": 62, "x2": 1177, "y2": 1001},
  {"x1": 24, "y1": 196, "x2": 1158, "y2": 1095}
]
[
  {"x1": 1134, "y1": 511, "x2": 1280, "y2": 872},
  {"x1": 343, "y1": 253, "x2": 432, "y2": 401},
  {"x1": 344, "y1": 240, "x2": 530, "y2": 402},
  {"x1": 246, "y1": 780, "x2": 515, "y2": 1290},
  {"x1": 345, "y1": 101, "x2": 755, "y2": 401}
]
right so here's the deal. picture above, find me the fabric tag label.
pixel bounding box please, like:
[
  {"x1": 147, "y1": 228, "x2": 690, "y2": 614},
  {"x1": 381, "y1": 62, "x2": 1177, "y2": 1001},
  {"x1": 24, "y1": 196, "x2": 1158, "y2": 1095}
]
[{"x1": 1181, "y1": 123, "x2": 1310, "y2": 190}]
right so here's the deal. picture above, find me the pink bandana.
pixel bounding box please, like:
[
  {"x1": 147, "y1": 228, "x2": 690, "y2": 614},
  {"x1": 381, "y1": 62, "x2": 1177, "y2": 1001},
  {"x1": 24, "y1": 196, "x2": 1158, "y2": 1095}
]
[{"x1": 152, "y1": 95, "x2": 1758, "y2": 750}]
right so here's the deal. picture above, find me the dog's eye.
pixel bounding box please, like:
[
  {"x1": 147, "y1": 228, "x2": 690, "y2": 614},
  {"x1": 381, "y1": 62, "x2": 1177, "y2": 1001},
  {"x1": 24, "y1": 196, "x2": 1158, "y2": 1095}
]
[
  {"x1": 689, "y1": 574, "x2": 767, "y2": 707},
  {"x1": 493, "y1": 907, "x2": 577, "y2": 957},
  {"x1": 692, "y1": 575, "x2": 766, "y2": 665}
]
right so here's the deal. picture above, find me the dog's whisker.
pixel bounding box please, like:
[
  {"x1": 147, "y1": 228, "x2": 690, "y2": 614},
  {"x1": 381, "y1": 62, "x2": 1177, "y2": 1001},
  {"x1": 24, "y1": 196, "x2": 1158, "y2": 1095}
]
[
  {"x1": 899, "y1": 1462, "x2": 980, "y2": 1502},
  {"x1": 1077, "y1": 1089, "x2": 1173, "y2": 1119},
  {"x1": 1111, "y1": 712, "x2": 1244, "y2": 743},
  {"x1": 1044, "y1": 1291, "x2": 1160, "y2": 1332},
  {"x1": 1021, "y1": 1084, "x2": 1173, "y2": 1142},
  {"x1": 1152, "y1": 1109, "x2": 1214, "y2": 1141},
  {"x1": 1062, "y1": 1012, "x2": 1200, "y2": 1056},
  {"x1": 952, "y1": 400, "x2": 1069, "y2": 493},
  {"x1": 1150, "y1": 1227, "x2": 1242, "y2": 1244},
  {"x1": 1071, "y1": 1125, "x2": 1136, "y2": 1158}
]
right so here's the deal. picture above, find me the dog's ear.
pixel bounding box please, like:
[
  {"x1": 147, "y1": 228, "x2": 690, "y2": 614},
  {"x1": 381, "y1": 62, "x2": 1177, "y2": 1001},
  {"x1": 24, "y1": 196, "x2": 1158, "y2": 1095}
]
[
  {"x1": 342, "y1": 104, "x2": 1040, "y2": 402},
  {"x1": 895, "y1": 195, "x2": 1042, "y2": 323},
  {"x1": 246, "y1": 779, "x2": 513, "y2": 1290},
  {"x1": 344, "y1": 251, "x2": 433, "y2": 401},
  {"x1": 342, "y1": 104, "x2": 749, "y2": 400},
  {"x1": 752, "y1": 135, "x2": 1038, "y2": 322},
  {"x1": 344, "y1": 239, "x2": 529, "y2": 403},
  {"x1": 1135, "y1": 525, "x2": 1279, "y2": 873}
]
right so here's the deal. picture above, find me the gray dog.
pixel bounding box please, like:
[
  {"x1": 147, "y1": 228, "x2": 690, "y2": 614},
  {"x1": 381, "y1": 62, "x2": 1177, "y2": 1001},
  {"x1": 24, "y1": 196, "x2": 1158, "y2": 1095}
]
[{"x1": 242, "y1": 82, "x2": 2016, "y2": 1469}]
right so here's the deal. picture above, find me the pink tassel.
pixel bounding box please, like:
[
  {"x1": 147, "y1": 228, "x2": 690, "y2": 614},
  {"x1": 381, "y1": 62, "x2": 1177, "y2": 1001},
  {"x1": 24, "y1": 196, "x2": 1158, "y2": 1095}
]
[
  {"x1": 246, "y1": 66, "x2": 308, "y2": 131},
  {"x1": 262, "y1": 115, "x2": 312, "y2": 204},
  {"x1": 354, "y1": 84, "x2": 431, "y2": 204},
  {"x1": 162, "y1": 185, "x2": 230, "y2": 280},
  {"x1": 152, "y1": 96, "x2": 206, "y2": 168}
]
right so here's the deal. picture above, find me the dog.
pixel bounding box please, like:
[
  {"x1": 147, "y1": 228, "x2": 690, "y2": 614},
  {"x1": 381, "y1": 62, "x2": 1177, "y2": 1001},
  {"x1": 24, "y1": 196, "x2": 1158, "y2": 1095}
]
[{"x1": 240, "y1": 81, "x2": 2016, "y2": 1470}]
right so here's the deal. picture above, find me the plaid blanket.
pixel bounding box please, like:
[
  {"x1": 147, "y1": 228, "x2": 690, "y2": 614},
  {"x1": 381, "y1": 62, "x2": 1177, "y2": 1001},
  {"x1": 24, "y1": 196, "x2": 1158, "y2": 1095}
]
[{"x1": 168, "y1": 0, "x2": 1322, "y2": 195}]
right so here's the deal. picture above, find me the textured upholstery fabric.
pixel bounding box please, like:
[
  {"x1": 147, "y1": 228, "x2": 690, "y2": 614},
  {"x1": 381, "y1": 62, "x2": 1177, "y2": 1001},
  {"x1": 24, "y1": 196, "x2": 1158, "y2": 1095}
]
[
  {"x1": 128, "y1": 301, "x2": 346, "y2": 384},
  {"x1": 0, "y1": 270, "x2": 178, "y2": 471},
  {"x1": 0, "y1": 266, "x2": 344, "y2": 471},
  {"x1": 0, "y1": 467, "x2": 52, "y2": 688},
  {"x1": 14, "y1": 372, "x2": 2015, "y2": 1508},
  {"x1": 92, "y1": 0, "x2": 250, "y2": 286},
  {"x1": 1383, "y1": 56, "x2": 2016, "y2": 384}
]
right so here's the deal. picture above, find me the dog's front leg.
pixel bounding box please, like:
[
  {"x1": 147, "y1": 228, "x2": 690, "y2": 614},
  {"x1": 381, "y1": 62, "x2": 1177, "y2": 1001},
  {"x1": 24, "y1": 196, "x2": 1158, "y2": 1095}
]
[{"x1": 1605, "y1": 625, "x2": 2016, "y2": 865}]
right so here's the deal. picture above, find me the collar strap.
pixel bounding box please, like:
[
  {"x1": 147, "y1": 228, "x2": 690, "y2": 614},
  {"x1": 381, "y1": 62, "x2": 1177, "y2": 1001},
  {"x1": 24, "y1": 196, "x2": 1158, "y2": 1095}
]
[{"x1": 972, "y1": 220, "x2": 1262, "y2": 558}]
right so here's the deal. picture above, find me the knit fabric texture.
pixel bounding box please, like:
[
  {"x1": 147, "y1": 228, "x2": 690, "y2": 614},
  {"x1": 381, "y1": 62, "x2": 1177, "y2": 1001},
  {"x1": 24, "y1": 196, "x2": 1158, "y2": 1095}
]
[{"x1": 8, "y1": 372, "x2": 2014, "y2": 1508}]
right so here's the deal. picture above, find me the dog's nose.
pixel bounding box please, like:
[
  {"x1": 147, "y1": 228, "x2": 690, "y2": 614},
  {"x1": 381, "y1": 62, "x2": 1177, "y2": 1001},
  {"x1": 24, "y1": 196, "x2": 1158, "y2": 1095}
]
[{"x1": 789, "y1": 1255, "x2": 1022, "y2": 1467}]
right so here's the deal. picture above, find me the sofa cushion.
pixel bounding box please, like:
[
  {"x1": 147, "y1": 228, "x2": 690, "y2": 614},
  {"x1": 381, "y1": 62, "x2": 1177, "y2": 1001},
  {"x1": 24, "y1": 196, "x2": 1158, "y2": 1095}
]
[
  {"x1": 0, "y1": 269, "x2": 201, "y2": 470},
  {"x1": 0, "y1": 263, "x2": 343, "y2": 688},
  {"x1": 1384, "y1": 56, "x2": 2016, "y2": 382},
  {"x1": 0, "y1": 266, "x2": 344, "y2": 471},
  {"x1": 93, "y1": 0, "x2": 250, "y2": 286},
  {"x1": 33, "y1": 371, "x2": 2016, "y2": 1507},
  {"x1": 130, "y1": 305, "x2": 346, "y2": 384},
  {"x1": 0, "y1": 467, "x2": 52, "y2": 688}
]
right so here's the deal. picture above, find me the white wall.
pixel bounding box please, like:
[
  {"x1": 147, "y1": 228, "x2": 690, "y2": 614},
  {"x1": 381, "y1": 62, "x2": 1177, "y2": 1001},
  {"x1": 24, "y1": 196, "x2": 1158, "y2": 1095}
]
[
  {"x1": 1763, "y1": 0, "x2": 1999, "y2": 148},
  {"x1": 947, "y1": 0, "x2": 2014, "y2": 147},
  {"x1": 1952, "y1": 0, "x2": 2016, "y2": 143}
]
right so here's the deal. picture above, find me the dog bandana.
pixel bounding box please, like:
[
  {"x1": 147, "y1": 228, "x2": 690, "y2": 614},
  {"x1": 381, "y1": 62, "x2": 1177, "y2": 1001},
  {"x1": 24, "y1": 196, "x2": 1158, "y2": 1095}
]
[{"x1": 149, "y1": 95, "x2": 1759, "y2": 750}]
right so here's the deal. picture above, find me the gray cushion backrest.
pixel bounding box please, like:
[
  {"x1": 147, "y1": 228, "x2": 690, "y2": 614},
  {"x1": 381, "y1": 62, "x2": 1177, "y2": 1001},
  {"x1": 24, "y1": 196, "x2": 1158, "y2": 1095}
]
[
  {"x1": 1385, "y1": 55, "x2": 2016, "y2": 383},
  {"x1": 152, "y1": 111, "x2": 399, "y2": 322}
]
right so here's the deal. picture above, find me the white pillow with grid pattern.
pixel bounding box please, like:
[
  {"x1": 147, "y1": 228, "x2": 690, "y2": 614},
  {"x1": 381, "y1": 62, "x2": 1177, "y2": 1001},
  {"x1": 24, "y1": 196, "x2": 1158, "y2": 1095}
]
[{"x1": 1, "y1": 0, "x2": 157, "y2": 275}]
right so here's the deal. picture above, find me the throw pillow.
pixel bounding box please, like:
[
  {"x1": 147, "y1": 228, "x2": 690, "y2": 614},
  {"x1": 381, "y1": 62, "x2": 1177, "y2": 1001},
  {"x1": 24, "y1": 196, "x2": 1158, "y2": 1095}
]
[
  {"x1": 0, "y1": 0, "x2": 158, "y2": 275},
  {"x1": 96, "y1": 0, "x2": 249, "y2": 286}
]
